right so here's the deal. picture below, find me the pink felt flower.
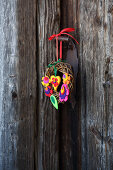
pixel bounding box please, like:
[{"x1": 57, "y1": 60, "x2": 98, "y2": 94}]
[{"x1": 59, "y1": 84, "x2": 69, "y2": 102}]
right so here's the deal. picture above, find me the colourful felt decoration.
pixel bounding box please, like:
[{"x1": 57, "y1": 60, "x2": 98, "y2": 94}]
[
  {"x1": 42, "y1": 76, "x2": 50, "y2": 87},
  {"x1": 59, "y1": 84, "x2": 69, "y2": 102},
  {"x1": 50, "y1": 75, "x2": 61, "y2": 91},
  {"x1": 45, "y1": 86, "x2": 53, "y2": 97},
  {"x1": 63, "y1": 73, "x2": 71, "y2": 84},
  {"x1": 50, "y1": 95, "x2": 58, "y2": 110}
]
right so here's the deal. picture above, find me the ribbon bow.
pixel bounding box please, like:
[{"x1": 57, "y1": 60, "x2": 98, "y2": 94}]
[
  {"x1": 47, "y1": 59, "x2": 64, "y2": 68},
  {"x1": 47, "y1": 59, "x2": 65, "y2": 76},
  {"x1": 48, "y1": 28, "x2": 79, "y2": 44}
]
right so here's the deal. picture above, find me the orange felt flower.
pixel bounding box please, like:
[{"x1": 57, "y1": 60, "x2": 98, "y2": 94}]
[{"x1": 63, "y1": 73, "x2": 71, "y2": 84}]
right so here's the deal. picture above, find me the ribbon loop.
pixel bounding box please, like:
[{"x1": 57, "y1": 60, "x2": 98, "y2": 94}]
[{"x1": 48, "y1": 28, "x2": 79, "y2": 62}]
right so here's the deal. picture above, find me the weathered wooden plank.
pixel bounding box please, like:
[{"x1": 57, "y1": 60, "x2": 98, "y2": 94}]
[
  {"x1": 60, "y1": 0, "x2": 81, "y2": 170},
  {"x1": 80, "y1": 0, "x2": 113, "y2": 169},
  {"x1": 0, "y1": 0, "x2": 36, "y2": 169},
  {"x1": 37, "y1": 0, "x2": 60, "y2": 170}
]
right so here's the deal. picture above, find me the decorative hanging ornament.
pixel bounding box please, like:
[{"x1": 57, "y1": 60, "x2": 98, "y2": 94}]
[{"x1": 41, "y1": 28, "x2": 79, "y2": 109}]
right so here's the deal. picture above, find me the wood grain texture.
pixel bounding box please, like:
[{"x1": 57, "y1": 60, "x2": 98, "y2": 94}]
[
  {"x1": 37, "y1": 0, "x2": 60, "y2": 170},
  {"x1": 80, "y1": 0, "x2": 113, "y2": 169},
  {"x1": 0, "y1": 0, "x2": 36, "y2": 169},
  {"x1": 60, "y1": 0, "x2": 81, "y2": 170},
  {"x1": 0, "y1": 0, "x2": 113, "y2": 170}
]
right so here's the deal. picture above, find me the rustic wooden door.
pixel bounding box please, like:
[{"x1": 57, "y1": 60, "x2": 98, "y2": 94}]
[{"x1": 0, "y1": 0, "x2": 113, "y2": 170}]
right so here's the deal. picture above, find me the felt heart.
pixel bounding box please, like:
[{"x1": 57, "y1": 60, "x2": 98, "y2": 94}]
[{"x1": 50, "y1": 75, "x2": 61, "y2": 91}]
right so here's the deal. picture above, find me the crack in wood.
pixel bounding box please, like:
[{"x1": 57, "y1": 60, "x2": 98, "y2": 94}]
[{"x1": 89, "y1": 127, "x2": 113, "y2": 146}]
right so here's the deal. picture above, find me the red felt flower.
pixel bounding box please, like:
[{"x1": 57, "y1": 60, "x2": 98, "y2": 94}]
[
  {"x1": 51, "y1": 77, "x2": 58, "y2": 87},
  {"x1": 45, "y1": 86, "x2": 53, "y2": 97}
]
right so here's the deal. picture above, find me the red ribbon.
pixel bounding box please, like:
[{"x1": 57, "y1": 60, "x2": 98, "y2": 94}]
[{"x1": 48, "y1": 28, "x2": 79, "y2": 61}]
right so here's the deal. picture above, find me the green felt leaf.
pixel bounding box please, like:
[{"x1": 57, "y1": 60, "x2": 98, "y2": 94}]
[{"x1": 50, "y1": 95, "x2": 58, "y2": 110}]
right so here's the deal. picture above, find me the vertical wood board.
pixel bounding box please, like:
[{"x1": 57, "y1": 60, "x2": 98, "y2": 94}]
[
  {"x1": 37, "y1": 0, "x2": 60, "y2": 170},
  {"x1": 80, "y1": 0, "x2": 113, "y2": 169},
  {"x1": 0, "y1": 0, "x2": 37, "y2": 169}
]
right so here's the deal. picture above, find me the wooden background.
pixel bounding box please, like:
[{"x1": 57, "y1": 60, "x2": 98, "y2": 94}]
[{"x1": 0, "y1": 0, "x2": 113, "y2": 170}]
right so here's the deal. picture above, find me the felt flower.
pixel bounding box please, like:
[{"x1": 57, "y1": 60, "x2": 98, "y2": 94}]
[
  {"x1": 63, "y1": 73, "x2": 71, "y2": 84},
  {"x1": 42, "y1": 76, "x2": 50, "y2": 87},
  {"x1": 45, "y1": 86, "x2": 53, "y2": 97},
  {"x1": 59, "y1": 84, "x2": 69, "y2": 102},
  {"x1": 50, "y1": 75, "x2": 61, "y2": 91}
]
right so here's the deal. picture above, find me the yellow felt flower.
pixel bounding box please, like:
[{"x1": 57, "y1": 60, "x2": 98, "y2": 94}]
[{"x1": 41, "y1": 76, "x2": 50, "y2": 87}]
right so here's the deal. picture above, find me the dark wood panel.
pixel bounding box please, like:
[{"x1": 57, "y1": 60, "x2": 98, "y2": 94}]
[
  {"x1": 80, "y1": 0, "x2": 113, "y2": 169},
  {"x1": 37, "y1": 0, "x2": 60, "y2": 170},
  {"x1": 17, "y1": 0, "x2": 37, "y2": 169},
  {"x1": 0, "y1": 0, "x2": 37, "y2": 169},
  {"x1": 60, "y1": 0, "x2": 81, "y2": 170}
]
